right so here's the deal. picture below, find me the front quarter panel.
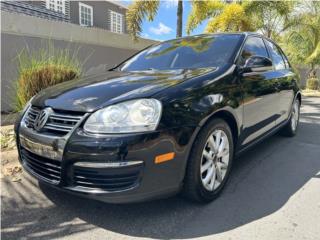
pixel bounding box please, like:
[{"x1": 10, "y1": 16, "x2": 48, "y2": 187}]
[{"x1": 154, "y1": 64, "x2": 243, "y2": 136}]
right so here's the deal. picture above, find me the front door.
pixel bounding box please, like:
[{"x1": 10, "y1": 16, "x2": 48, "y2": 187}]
[
  {"x1": 237, "y1": 36, "x2": 279, "y2": 147},
  {"x1": 264, "y1": 39, "x2": 295, "y2": 125}
]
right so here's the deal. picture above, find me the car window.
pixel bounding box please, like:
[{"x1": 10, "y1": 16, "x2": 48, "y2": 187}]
[
  {"x1": 265, "y1": 40, "x2": 286, "y2": 70},
  {"x1": 239, "y1": 37, "x2": 269, "y2": 66},
  {"x1": 119, "y1": 34, "x2": 243, "y2": 71},
  {"x1": 279, "y1": 48, "x2": 290, "y2": 69}
]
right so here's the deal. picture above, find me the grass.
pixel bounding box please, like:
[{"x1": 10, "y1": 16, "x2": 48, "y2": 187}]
[
  {"x1": 306, "y1": 78, "x2": 319, "y2": 91},
  {"x1": 302, "y1": 89, "x2": 320, "y2": 97},
  {"x1": 15, "y1": 44, "x2": 82, "y2": 111}
]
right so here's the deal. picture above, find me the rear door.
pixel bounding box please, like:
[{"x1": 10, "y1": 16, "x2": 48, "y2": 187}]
[
  {"x1": 264, "y1": 39, "x2": 295, "y2": 125},
  {"x1": 238, "y1": 36, "x2": 279, "y2": 146}
]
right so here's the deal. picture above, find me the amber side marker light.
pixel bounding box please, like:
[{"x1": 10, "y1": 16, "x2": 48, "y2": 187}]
[{"x1": 155, "y1": 152, "x2": 175, "y2": 164}]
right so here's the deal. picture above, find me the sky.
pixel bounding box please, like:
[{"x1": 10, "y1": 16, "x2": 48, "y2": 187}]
[{"x1": 120, "y1": 0, "x2": 209, "y2": 41}]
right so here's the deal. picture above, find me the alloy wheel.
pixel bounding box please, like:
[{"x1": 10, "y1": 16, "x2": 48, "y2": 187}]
[
  {"x1": 200, "y1": 129, "x2": 230, "y2": 191},
  {"x1": 291, "y1": 100, "x2": 299, "y2": 131}
]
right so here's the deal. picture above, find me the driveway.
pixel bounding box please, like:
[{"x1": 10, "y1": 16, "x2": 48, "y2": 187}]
[{"x1": 1, "y1": 97, "x2": 320, "y2": 240}]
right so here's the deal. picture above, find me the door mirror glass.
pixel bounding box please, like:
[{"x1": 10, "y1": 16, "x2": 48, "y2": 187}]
[{"x1": 242, "y1": 56, "x2": 273, "y2": 73}]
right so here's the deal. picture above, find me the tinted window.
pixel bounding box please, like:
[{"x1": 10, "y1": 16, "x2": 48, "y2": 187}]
[
  {"x1": 265, "y1": 40, "x2": 286, "y2": 70},
  {"x1": 239, "y1": 37, "x2": 269, "y2": 65},
  {"x1": 279, "y1": 48, "x2": 290, "y2": 69},
  {"x1": 120, "y1": 35, "x2": 242, "y2": 71}
]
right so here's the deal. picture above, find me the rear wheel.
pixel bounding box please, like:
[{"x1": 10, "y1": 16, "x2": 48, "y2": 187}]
[
  {"x1": 183, "y1": 118, "x2": 234, "y2": 203},
  {"x1": 280, "y1": 99, "x2": 300, "y2": 137}
]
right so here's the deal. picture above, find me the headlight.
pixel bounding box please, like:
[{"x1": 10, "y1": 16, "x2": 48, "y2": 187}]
[{"x1": 84, "y1": 98, "x2": 162, "y2": 134}]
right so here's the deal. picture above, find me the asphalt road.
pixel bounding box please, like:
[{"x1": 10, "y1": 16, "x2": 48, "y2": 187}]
[{"x1": 2, "y1": 97, "x2": 320, "y2": 240}]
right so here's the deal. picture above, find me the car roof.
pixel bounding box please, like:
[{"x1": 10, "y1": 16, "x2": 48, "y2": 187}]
[
  {"x1": 164, "y1": 32, "x2": 264, "y2": 42},
  {"x1": 193, "y1": 32, "x2": 263, "y2": 38}
]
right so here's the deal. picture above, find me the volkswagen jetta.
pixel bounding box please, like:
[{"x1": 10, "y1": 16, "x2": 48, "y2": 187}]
[{"x1": 15, "y1": 33, "x2": 301, "y2": 203}]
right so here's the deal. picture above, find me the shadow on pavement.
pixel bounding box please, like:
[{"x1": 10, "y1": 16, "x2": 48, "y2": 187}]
[
  {"x1": 302, "y1": 97, "x2": 320, "y2": 108},
  {"x1": 2, "y1": 100, "x2": 320, "y2": 239},
  {"x1": 1, "y1": 177, "x2": 95, "y2": 240}
]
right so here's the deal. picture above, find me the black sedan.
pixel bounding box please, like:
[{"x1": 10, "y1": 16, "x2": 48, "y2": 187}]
[{"x1": 15, "y1": 32, "x2": 301, "y2": 203}]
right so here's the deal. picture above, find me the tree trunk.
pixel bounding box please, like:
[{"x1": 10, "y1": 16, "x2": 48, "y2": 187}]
[
  {"x1": 308, "y1": 63, "x2": 317, "y2": 78},
  {"x1": 176, "y1": 0, "x2": 183, "y2": 38},
  {"x1": 267, "y1": 28, "x2": 272, "y2": 38}
]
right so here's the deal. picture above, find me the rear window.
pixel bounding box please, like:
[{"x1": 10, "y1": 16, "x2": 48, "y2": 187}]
[{"x1": 265, "y1": 40, "x2": 286, "y2": 70}]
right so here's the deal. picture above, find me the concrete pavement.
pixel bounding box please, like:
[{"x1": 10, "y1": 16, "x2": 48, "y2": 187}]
[{"x1": 1, "y1": 97, "x2": 320, "y2": 240}]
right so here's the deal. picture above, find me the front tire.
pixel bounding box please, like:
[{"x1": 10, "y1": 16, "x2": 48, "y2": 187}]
[
  {"x1": 183, "y1": 118, "x2": 234, "y2": 203},
  {"x1": 280, "y1": 99, "x2": 300, "y2": 137}
]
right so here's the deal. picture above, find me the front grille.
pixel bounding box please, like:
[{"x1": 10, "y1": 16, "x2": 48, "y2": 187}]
[
  {"x1": 73, "y1": 165, "x2": 141, "y2": 191},
  {"x1": 24, "y1": 107, "x2": 40, "y2": 127},
  {"x1": 24, "y1": 106, "x2": 83, "y2": 135},
  {"x1": 20, "y1": 147, "x2": 61, "y2": 184}
]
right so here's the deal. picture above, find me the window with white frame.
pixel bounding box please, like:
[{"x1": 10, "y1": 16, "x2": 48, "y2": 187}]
[
  {"x1": 46, "y1": 0, "x2": 65, "y2": 14},
  {"x1": 79, "y1": 2, "x2": 93, "y2": 27},
  {"x1": 110, "y1": 10, "x2": 123, "y2": 33}
]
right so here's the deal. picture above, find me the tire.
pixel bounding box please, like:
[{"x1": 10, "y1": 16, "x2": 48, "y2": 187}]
[
  {"x1": 183, "y1": 118, "x2": 234, "y2": 203},
  {"x1": 280, "y1": 98, "x2": 300, "y2": 137}
]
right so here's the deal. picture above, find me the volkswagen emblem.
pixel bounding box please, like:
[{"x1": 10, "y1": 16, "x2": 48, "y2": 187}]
[{"x1": 34, "y1": 108, "x2": 51, "y2": 131}]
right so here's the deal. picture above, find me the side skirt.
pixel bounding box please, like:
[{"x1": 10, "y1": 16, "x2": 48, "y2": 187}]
[{"x1": 235, "y1": 118, "x2": 289, "y2": 158}]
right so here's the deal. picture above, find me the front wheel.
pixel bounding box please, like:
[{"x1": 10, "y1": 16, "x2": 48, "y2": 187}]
[
  {"x1": 183, "y1": 118, "x2": 234, "y2": 203},
  {"x1": 280, "y1": 99, "x2": 300, "y2": 137}
]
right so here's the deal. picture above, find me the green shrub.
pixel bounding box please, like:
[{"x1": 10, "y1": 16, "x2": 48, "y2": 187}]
[
  {"x1": 306, "y1": 77, "x2": 319, "y2": 90},
  {"x1": 15, "y1": 45, "x2": 82, "y2": 111}
]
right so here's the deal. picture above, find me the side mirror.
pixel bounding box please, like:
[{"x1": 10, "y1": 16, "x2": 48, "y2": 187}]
[{"x1": 241, "y1": 56, "x2": 273, "y2": 73}]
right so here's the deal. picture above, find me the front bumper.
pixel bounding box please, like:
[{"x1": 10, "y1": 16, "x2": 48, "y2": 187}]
[{"x1": 16, "y1": 115, "x2": 197, "y2": 203}]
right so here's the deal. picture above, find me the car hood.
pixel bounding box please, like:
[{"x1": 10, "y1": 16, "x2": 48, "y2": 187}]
[{"x1": 32, "y1": 68, "x2": 216, "y2": 112}]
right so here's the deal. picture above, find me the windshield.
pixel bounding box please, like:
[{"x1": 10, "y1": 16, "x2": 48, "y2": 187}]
[{"x1": 120, "y1": 34, "x2": 242, "y2": 72}]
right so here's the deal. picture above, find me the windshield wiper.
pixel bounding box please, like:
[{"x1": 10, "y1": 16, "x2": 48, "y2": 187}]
[
  {"x1": 108, "y1": 66, "x2": 120, "y2": 72},
  {"x1": 144, "y1": 68, "x2": 158, "y2": 71}
]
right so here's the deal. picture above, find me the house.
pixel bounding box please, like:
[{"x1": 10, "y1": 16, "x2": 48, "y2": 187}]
[
  {"x1": 1, "y1": 1, "x2": 69, "y2": 22},
  {"x1": 69, "y1": 1, "x2": 127, "y2": 34},
  {"x1": 1, "y1": 1, "x2": 128, "y2": 34}
]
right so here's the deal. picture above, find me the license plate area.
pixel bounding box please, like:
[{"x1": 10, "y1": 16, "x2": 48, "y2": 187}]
[{"x1": 19, "y1": 135, "x2": 61, "y2": 160}]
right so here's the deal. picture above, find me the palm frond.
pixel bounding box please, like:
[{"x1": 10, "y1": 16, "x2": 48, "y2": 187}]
[
  {"x1": 186, "y1": 0, "x2": 224, "y2": 35},
  {"x1": 306, "y1": 41, "x2": 320, "y2": 65},
  {"x1": 126, "y1": 0, "x2": 160, "y2": 40},
  {"x1": 205, "y1": 3, "x2": 252, "y2": 33}
]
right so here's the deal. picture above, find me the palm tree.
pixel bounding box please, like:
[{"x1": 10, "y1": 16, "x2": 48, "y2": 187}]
[
  {"x1": 176, "y1": 0, "x2": 183, "y2": 38},
  {"x1": 244, "y1": 0, "x2": 295, "y2": 38},
  {"x1": 186, "y1": 0, "x2": 225, "y2": 35},
  {"x1": 284, "y1": 1, "x2": 320, "y2": 78},
  {"x1": 186, "y1": 0, "x2": 294, "y2": 38},
  {"x1": 126, "y1": 0, "x2": 183, "y2": 40}
]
